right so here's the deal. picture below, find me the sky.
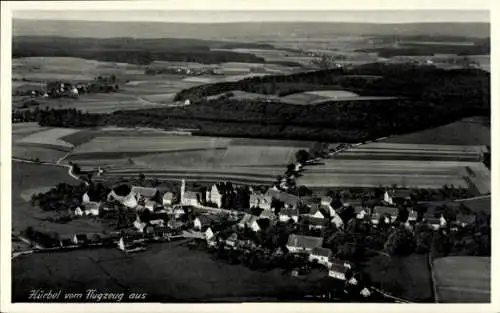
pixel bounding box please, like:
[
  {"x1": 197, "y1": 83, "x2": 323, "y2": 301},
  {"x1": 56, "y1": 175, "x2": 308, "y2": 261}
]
[{"x1": 13, "y1": 10, "x2": 490, "y2": 24}]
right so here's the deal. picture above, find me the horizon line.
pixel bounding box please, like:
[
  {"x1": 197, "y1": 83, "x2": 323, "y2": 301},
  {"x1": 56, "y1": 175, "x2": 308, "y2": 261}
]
[{"x1": 13, "y1": 18, "x2": 490, "y2": 25}]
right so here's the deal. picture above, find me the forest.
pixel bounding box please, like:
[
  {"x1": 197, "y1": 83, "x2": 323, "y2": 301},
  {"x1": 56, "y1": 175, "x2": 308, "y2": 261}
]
[
  {"x1": 14, "y1": 63, "x2": 490, "y2": 143},
  {"x1": 13, "y1": 36, "x2": 280, "y2": 65}
]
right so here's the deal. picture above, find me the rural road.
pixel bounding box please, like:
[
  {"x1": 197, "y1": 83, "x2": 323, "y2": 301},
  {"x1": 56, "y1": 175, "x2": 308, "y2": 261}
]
[{"x1": 12, "y1": 157, "x2": 88, "y2": 185}]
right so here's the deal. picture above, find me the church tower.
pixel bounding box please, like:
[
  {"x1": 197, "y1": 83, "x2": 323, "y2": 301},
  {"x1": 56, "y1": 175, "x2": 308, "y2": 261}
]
[{"x1": 180, "y1": 179, "x2": 186, "y2": 204}]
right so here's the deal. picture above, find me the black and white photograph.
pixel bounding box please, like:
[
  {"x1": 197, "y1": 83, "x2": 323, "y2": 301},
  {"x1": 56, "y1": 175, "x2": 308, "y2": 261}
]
[{"x1": 0, "y1": 0, "x2": 497, "y2": 311}]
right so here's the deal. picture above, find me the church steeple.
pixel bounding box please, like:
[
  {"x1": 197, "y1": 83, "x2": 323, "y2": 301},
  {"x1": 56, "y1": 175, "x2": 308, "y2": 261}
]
[{"x1": 180, "y1": 179, "x2": 185, "y2": 204}]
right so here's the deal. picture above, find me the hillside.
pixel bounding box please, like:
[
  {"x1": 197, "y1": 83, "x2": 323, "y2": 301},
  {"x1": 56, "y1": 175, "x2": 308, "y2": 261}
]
[{"x1": 13, "y1": 20, "x2": 490, "y2": 39}]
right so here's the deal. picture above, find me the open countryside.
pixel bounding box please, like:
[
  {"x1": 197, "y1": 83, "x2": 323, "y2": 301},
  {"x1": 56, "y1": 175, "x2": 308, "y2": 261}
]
[{"x1": 10, "y1": 13, "x2": 491, "y2": 304}]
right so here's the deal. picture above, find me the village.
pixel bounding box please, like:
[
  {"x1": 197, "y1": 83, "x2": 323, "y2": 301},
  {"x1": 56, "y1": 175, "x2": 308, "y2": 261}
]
[{"x1": 14, "y1": 146, "x2": 484, "y2": 302}]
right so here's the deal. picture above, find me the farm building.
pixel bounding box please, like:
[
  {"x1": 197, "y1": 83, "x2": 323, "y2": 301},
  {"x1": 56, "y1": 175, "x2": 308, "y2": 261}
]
[
  {"x1": 131, "y1": 186, "x2": 159, "y2": 201},
  {"x1": 279, "y1": 208, "x2": 299, "y2": 223},
  {"x1": 384, "y1": 190, "x2": 412, "y2": 206},
  {"x1": 72, "y1": 234, "x2": 88, "y2": 245},
  {"x1": 286, "y1": 234, "x2": 323, "y2": 254},
  {"x1": 309, "y1": 247, "x2": 332, "y2": 266}
]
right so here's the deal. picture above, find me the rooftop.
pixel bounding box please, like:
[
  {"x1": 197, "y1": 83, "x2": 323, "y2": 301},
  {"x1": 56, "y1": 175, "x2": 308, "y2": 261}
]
[
  {"x1": 131, "y1": 186, "x2": 158, "y2": 198},
  {"x1": 286, "y1": 234, "x2": 323, "y2": 249}
]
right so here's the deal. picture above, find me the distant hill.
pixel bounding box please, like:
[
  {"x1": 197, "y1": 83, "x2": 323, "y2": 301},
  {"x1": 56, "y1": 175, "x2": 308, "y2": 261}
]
[{"x1": 13, "y1": 19, "x2": 490, "y2": 40}]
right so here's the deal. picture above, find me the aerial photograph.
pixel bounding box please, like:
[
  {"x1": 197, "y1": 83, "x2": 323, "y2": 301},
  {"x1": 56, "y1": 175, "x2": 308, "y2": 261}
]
[{"x1": 8, "y1": 6, "x2": 491, "y2": 304}]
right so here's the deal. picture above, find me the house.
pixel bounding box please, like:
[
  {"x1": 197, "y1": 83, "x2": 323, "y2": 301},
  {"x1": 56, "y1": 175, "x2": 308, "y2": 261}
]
[
  {"x1": 225, "y1": 233, "x2": 238, "y2": 247},
  {"x1": 194, "y1": 215, "x2": 217, "y2": 231},
  {"x1": 250, "y1": 193, "x2": 272, "y2": 211},
  {"x1": 356, "y1": 208, "x2": 369, "y2": 220},
  {"x1": 373, "y1": 206, "x2": 399, "y2": 222},
  {"x1": 286, "y1": 234, "x2": 323, "y2": 254},
  {"x1": 107, "y1": 188, "x2": 138, "y2": 209},
  {"x1": 167, "y1": 219, "x2": 184, "y2": 230},
  {"x1": 360, "y1": 288, "x2": 371, "y2": 297},
  {"x1": 205, "y1": 227, "x2": 215, "y2": 241},
  {"x1": 321, "y1": 196, "x2": 333, "y2": 207},
  {"x1": 238, "y1": 214, "x2": 260, "y2": 231},
  {"x1": 330, "y1": 213, "x2": 344, "y2": 229},
  {"x1": 173, "y1": 206, "x2": 186, "y2": 219},
  {"x1": 131, "y1": 186, "x2": 159, "y2": 201},
  {"x1": 308, "y1": 247, "x2": 332, "y2": 266},
  {"x1": 149, "y1": 219, "x2": 165, "y2": 227},
  {"x1": 408, "y1": 209, "x2": 418, "y2": 222},
  {"x1": 82, "y1": 189, "x2": 101, "y2": 204},
  {"x1": 259, "y1": 210, "x2": 276, "y2": 220},
  {"x1": 456, "y1": 213, "x2": 476, "y2": 227},
  {"x1": 301, "y1": 216, "x2": 326, "y2": 230},
  {"x1": 303, "y1": 203, "x2": 327, "y2": 219},
  {"x1": 384, "y1": 190, "x2": 412, "y2": 206},
  {"x1": 117, "y1": 237, "x2": 146, "y2": 253},
  {"x1": 83, "y1": 202, "x2": 100, "y2": 216},
  {"x1": 74, "y1": 206, "x2": 84, "y2": 216},
  {"x1": 144, "y1": 200, "x2": 157, "y2": 212},
  {"x1": 206, "y1": 184, "x2": 223, "y2": 208},
  {"x1": 162, "y1": 192, "x2": 174, "y2": 206},
  {"x1": 328, "y1": 259, "x2": 351, "y2": 280},
  {"x1": 72, "y1": 234, "x2": 88, "y2": 245},
  {"x1": 279, "y1": 208, "x2": 299, "y2": 223},
  {"x1": 133, "y1": 218, "x2": 147, "y2": 232},
  {"x1": 425, "y1": 216, "x2": 447, "y2": 230},
  {"x1": 59, "y1": 238, "x2": 74, "y2": 248}
]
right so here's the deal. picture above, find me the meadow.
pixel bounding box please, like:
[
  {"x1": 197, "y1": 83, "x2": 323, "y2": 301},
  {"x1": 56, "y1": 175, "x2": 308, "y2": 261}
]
[
  {"x1": 11, "y1": 161, "x2": 108, "y2": 236},
  {"x1": 433, "y1": 256, "x2": 490, "y2": 303},
  {"x1": 12, "y1": 242, "x2": 326, "y2": 302},
  {"x1": 362, "y1": 254, "x2": 433, "y2": 302}
]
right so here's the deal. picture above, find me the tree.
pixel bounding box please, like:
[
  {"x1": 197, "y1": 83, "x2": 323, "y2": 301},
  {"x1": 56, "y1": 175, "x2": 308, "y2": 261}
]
[
  {"x1": 138, "y1": 173, "x2": 146, "y2": 181},
  {"x1": 296, "y1": 185, "x2": 312, "y2": 197},
  {"x1": 295, "y1": 149, "x2": 310, "y2": 164},
  {"x1": 384, "y1": 227, "x2": 415, "y2": 256}
]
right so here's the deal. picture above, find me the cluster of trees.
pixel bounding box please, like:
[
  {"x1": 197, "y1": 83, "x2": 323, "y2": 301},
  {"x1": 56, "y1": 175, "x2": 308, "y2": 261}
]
[
  {"x1": 12, "y1": 107, "x2": 102, "y2": 127},
  {"x1": 31, "y1": 182, "x2": 88, "y2": 212},
  {"x1": 21, "y1": 226, "x2": 60, "y2": 248}
]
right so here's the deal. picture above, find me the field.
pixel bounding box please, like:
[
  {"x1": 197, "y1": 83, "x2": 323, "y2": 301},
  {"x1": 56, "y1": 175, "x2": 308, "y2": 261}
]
[
  {"x1": 12, "y1": 123, "x2": 82, "y2": 162},
  {"x1": 362, "y1": 254, "x2": 433, "y2": 302},
  {"x1": 297, "y1": 142, "x2": 490, "y2": 194},
  {"x1": 456, "y1": 196, "x2": 491, "y2": 215},
  {"x1": 11, "y1": 161, "x2": 108, "y2": 236},
  {"x1": 433, "y1": 256, "x2": 490, "y2": 303},
  {"x1": 279, "y1": 90, "x2": 398, "y2": 105},
  {"x1": 12, "y1": 242, "x2": 327, "y2": 302},
  {"x1": 60, "y1": 131, "x2": 314, "y2": 184},
  {"x1": 381, "y1": 117, "x2": 490, "y2": 146}
]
